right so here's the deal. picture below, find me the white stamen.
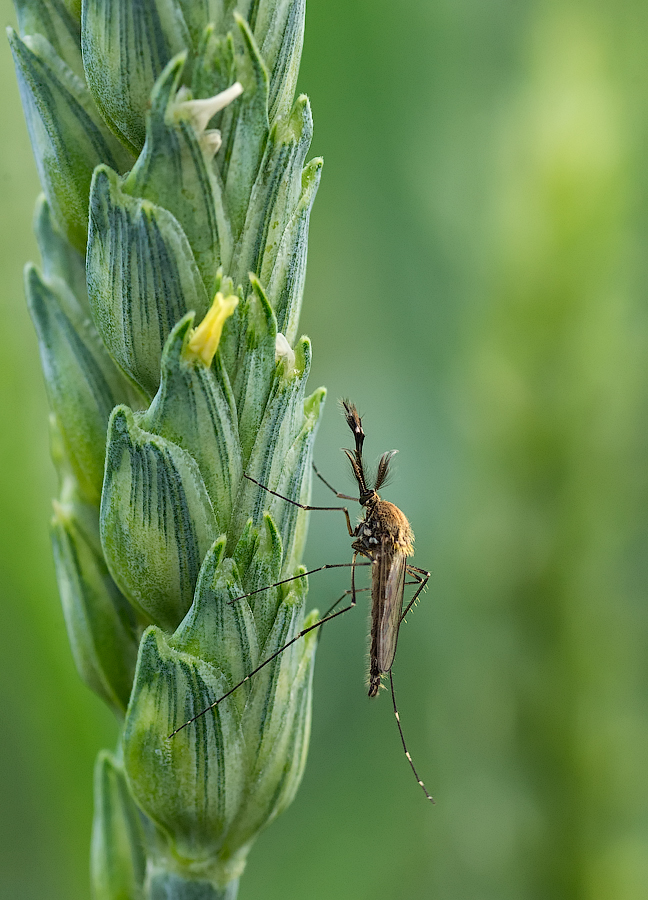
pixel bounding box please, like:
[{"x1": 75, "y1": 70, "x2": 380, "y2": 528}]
[
  {"x1": 275, "y1": 332, "x2": 295, "y2": 372},
  {"x1": 200, "y1": 129, "x2": 222, "y2": 159},
  {"x1": 178, "y1": 81, "x2": 243, "y2": 132}
]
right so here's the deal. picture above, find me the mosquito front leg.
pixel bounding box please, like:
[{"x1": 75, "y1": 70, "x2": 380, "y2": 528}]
[
  {"x1": 244, "y1": 473, "x2": 355, "y2": 536},
  {"x1": 312, "y1": 462, "x2": 358, "y2": 502}
]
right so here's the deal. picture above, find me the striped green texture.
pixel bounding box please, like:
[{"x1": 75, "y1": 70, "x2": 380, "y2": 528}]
[
  {"x1": 9, "y1": 1, "x2": 323, "y2": 896},
  {"x1": 6, "y1": 1, "x2": 648, "y2": 898}
]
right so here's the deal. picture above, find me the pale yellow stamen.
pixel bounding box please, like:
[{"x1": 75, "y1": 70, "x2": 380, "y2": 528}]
[
  {"x1": 201, "y1": 130, "x2": 222, "y2": 159},
  {"x1": 275, "y1": 332, "x2": 295, "y2": 373},
  {"x1": 178, "y1": 82, "x2": 244, "y2": 132},
  {"x1": 188, "y1": 293, "x2": 239, "y2": 366}
]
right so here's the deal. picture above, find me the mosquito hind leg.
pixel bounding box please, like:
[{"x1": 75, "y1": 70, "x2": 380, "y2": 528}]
[
  {"x1": 399, "y1": 567, "x2": 430, "y2": 623},
  {"x1": 389, "y1": 671, "x2": 435, "y2": 803}
]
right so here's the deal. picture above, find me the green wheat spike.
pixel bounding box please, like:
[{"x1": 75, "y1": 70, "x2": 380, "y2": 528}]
[{"x1": 9, "y1": 1, "x2": 323, "y2": 897}]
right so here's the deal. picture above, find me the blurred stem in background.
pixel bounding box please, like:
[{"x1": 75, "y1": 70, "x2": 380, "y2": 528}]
[{"x1": 439, "y1": 5, "x2": 648, "y2": 899}]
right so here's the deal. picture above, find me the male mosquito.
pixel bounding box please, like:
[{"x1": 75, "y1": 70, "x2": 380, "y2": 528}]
[{"x1": 170, "y1": 400, "x2": 433, "y2": 802}]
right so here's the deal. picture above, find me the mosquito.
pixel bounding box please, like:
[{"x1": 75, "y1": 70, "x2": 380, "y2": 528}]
[{"x1": 169, "y1": 400, "x2": 433, "y2": 802}]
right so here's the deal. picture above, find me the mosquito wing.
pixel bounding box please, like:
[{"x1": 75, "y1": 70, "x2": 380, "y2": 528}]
[{"x1": 368, "y1": 541, "x2": 407, "y2": 695}]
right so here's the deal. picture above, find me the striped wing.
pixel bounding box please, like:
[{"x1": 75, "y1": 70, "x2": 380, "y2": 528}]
[{"x1": 372, "y1": 542, "x2": 408, "y2": 674}]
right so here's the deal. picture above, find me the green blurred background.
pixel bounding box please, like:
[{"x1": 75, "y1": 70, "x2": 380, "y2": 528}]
[{"x1": 3, "y1": 0, "x2": 648, "y2": 897}]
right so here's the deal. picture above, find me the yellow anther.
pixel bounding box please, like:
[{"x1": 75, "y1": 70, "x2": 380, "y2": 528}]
[{"x1": 187, "y1": 292, "x2": 239, "y2": 366}]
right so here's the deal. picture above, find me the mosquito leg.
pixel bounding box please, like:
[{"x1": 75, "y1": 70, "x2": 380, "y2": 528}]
[
  {"x1": 311, "y1": 463, "x2": 358, "y2": 502},
  {"x1": 315, "y1": 584, "x2": 371, "y2": 646},
  {"x1": 168, "y1": 597, "x2": 359, "y2": 738},
  {"x1": 314, "y1": 551, "x2": 360, "y2": 646},
  {"x1": 245, "y1": 473, "x2": 355, "y2": 536},
  {"x1": 389, "y1": 671, "x2": 435, "y2": 803},
  {"x1": 227, "y1": 561, "x2": 371, "y2": 605},
  {"x1": 322, "y1": 585, "x2": 370, "y2": 620},
  {"x1": 399, "y1": 568, "x2": 430, "y2": 623},
  {"x1": 351, "y1": 550, "x2": 358, "y2": 604}
]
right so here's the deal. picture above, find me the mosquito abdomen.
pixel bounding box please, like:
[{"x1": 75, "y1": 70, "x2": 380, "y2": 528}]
[{"x1": 368, "y1": 668, "x2": 382, "y2": 698}]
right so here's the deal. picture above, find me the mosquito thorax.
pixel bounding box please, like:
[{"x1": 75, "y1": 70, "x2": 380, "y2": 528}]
[{"x1": 356, "y1": 496, "x2": 415, "y2": 557}]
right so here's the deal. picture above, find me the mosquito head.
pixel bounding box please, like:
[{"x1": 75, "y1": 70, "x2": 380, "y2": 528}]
[{"x1": 358, "y1": 485, "x2": 378, "y2": 507}]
